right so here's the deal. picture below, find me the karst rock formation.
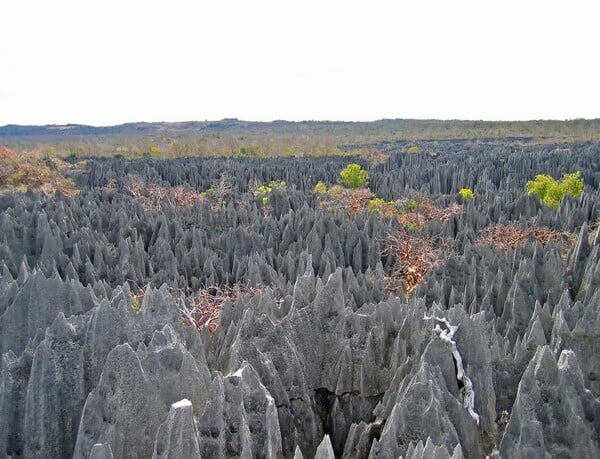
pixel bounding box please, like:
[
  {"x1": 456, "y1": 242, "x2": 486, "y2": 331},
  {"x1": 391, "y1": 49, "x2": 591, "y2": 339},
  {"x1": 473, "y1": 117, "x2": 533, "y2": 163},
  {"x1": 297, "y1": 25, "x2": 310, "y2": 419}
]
[{"x1": 0, "y1": 140, "x2": 599, "y2": 458}]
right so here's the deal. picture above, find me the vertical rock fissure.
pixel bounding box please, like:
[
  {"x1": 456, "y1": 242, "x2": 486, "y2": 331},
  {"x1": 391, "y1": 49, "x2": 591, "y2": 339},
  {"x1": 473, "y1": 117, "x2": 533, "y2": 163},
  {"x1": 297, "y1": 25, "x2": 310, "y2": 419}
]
[{"x1": 424, "y1": 314, "x2": 480, "y2": 425}]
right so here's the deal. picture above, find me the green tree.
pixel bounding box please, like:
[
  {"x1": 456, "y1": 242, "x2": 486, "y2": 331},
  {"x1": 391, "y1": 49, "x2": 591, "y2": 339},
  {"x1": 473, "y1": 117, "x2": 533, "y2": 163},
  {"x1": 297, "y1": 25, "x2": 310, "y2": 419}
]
[
  {"x1": 526, "y1": 171, "x2": 584, "y2": 210},
  {"x1": 339, "y1": 163, "x2": 369, "y2": 189}
]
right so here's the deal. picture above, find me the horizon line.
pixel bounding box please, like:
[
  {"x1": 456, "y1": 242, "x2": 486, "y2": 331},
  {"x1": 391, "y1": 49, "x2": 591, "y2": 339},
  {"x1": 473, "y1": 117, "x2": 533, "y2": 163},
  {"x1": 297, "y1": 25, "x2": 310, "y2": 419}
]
[{"x1": 2, "y1": 117, "x2": 600, "y2": 129}]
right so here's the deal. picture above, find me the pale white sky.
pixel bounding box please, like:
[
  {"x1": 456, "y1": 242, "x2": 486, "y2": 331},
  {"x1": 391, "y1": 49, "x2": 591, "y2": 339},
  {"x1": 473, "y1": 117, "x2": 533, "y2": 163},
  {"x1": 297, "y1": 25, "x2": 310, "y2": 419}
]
[{"x1": 1, "y1": 0, "x2": 598, "y2": 126}]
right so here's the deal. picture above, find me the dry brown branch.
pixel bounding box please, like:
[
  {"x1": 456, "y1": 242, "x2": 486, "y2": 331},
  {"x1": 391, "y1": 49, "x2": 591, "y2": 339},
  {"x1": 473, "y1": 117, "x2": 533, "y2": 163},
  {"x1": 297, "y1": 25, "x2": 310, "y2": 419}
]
[
  {"x1": 397, "y1": 194, "x2": 463, "y2": 228},
  {"x1": 176, "y1": 284, "x2": 263, "y2": 334},
  {"x1": 363, "y1": 149, "x2": 389, "y2": 166},
  {"x1": 124, "y1": 180, "x2": 204, "y2": 212},
  {"x1": 383, "y1": 229, "x2": 442, "y2": 294},
  {"x1": 476, "y1": 224, "x2": 576, "y2": 260},
  {"x1": 0, "y1": 147, "x2": 80, "y2": 196},
  {"x1": 319, "y1": 187, "x2": 375, "y2": 215},
  {"x1": 127, "y1": 280, "x2": 147, "y2": 313}
]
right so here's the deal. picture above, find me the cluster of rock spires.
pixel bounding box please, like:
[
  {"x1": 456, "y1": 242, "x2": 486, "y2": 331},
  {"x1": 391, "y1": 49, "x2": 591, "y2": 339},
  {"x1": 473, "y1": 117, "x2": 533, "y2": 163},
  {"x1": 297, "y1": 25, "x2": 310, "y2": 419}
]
[{"x1": 0, "y1": 140, "x2": 599, "y2": 458}]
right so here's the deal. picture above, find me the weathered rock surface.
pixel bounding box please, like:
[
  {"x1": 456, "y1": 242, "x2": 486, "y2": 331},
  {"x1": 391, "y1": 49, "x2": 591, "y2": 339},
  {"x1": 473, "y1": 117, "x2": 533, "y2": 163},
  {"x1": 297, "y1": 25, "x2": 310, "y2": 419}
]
[{"x1": 1, "y1": 142, "x2": 599, "y2": 457}]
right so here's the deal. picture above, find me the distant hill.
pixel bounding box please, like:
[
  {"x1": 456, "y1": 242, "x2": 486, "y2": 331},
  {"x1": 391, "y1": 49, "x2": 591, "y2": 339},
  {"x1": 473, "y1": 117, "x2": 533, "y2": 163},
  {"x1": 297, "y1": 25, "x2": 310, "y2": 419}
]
[
  {"x1": 2, "y1": 118, "x2": 599, "y2": 159},
  {"x1": 0, "y1": 120, "x2": 249, "y2": 137},
  {"x1": 2, "y1": 118, "x2": 599, "y2": 140},
  {"x1": 0, "y1": 119, "x2": 373, "y2": 137}
]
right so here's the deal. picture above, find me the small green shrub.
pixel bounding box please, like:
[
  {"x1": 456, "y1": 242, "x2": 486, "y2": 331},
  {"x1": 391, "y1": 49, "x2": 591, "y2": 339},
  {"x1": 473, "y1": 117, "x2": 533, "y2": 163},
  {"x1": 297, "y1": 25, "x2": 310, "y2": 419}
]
[
  {"x1": 459, "y1": 188, "x2": 474, "y2": 200},
  {"x1": 326, "y1": 184, "x2": 345, "y2": 199},
  {"x1": 405, "y1": 199, "x2": 418, "y2": 211},
  {"x1": 313, "y1": 181, "x2": 328, "y2": 194},
  {"x1": 339, "y1": 164, "x2": 369, "y2": 189},
  {"x1": 526, "y1": 171, "x2": 584, "y2": 210},
  {"x1": 132, "y1": 296, "x2": 141, "y2": 313},
  {"x1": 251, "y1": 180, "x2": 286, "y2": 206},
  {"x1": 406, "y1": 145, "x2": 421, "y2": 154},
  {"x1": 269, "y1": 180, "x2": 287, "y2": 191},
  {"x1": 368, "y1": 197, "x2": 386, "y2": 213},
  {"x1": 145, "y1": 144, "x2": 161, "y2": 157}
]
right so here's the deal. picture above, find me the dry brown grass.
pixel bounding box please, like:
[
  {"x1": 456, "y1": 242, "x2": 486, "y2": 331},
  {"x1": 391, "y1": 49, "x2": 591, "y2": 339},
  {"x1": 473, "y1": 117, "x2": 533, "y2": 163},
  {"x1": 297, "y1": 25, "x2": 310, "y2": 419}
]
[
  {"x1": 318, "y1": 186, "x2": 376, "y2": 215},
  {"x1": 124, "y1": 179, "x2": 205, "y2": 212},
  {"x1": 363, "y1": 149, "x2": 389, "y2": 166},
  {"x1": 396, "y1": 194, "x2": 463, "y2": 228},
  {"x1": 0, "y1": 147, "x2": 80, "y2": 196},
  {"x1": 476, "y1": 223, "x2": 577, "y2": 259}
]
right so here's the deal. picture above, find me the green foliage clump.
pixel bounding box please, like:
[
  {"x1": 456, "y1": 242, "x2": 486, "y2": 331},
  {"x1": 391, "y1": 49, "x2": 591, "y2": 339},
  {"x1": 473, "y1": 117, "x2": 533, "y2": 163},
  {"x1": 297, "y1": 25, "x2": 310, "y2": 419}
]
[
  {"x1": 313, "y1": 181, "x2": 328, "y2": 194},
  {"x1": 144, "y1": 143, "x2": 160, "y2": 157},
  {"x1": 252, "y1": 180, "x2": 287, "y2": 206},
  {"x1": 131, "y1": 296, "x2": 141, "y2": 313},
  {"x1": 403, "y1": 199, "x2": 418, "y2": 212},
  {"x1": 459, "y1": 188, "x2": 474, "y2": 200},
  {"x1": 368, "y1": 197, "x2": 399, "y2": 215},
  {"x1": 368, "y1": 197, "x2": 386, "y2": 213},
  {"x1": 526, "y1": 171, "x2": 584, "y2": 210},
  {"x1": 270, "y1": 180, "x2": 287, "y2": 191},
  {"x1": 255, "y1": 185, "x2": 271, "y2": 196},
  {"x1": 235, "y1": 145, "x2": 263, "y2": 158},
  {"x1": 339, "y1": 164, "x2": 369, "y2": 189},
  {"x1": 406, "y1": 145, "x2": 421, "y2": 154}
]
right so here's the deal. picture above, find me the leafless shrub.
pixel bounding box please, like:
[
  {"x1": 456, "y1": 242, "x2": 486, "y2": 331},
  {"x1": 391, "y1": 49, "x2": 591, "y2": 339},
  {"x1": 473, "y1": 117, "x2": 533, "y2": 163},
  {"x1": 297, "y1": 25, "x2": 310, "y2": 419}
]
[
  {"x1": 476, "y1": 224, "x2": 576, "y2": 260},
  {"x1": 318, "y1": 187, "x2": 375, "y2": 215},
  {"x1": 383, "y1": 228, "x2": 443, "y2": 294},
  {"x1": 124, "y1": 176, "x2": 204, "y2": 211},
  {"x1": 176, "y1": 283, "x2": 263, "y2": 334},
  {"x1": 212, "y1": 172, "x2": 233, "y2": 202},
  {"x1": 247, "y1": 178, "x2": 263, "y2": 196},
  {"x1": 363, "y1": 149, "x2": 389, "y2": 166},
  {"x1": 397, "y1": 194, "x2": 463, "y2": 228}
]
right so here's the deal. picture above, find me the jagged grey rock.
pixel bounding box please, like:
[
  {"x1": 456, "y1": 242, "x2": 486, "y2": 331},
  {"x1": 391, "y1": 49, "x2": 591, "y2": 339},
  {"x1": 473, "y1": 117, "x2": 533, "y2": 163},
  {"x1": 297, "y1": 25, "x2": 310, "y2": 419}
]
[
  {"x1": 89, "y1": 443, "x2": 115, "y2": 459},
  {"x1": 153, "y1": 399, "x2": 201, "y2": 459},
  {"x1": 499, "y1": 346, "x2": 600, "y2": 458},
  {"x1": 0, "y1": 141, "x2": 599, "y2": 458},
  {"x1": 314, "y1": 434, "x2": 335, "y2": 459},
  {"x1": 197, "y1": 363, "x2": 283, "y2": 458}
]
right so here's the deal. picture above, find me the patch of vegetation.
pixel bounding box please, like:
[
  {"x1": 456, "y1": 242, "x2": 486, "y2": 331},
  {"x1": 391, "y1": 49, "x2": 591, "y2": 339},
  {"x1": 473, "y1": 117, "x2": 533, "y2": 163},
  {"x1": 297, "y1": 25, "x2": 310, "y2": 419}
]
[
  {"x1": 526, "y1": 171, "x2": 584, "y2": 210},
  {"x1": 476, "y1": 223, "x2": 577, "y2": 260},
  {"x1": 368, "y1": 197, "x2": 399, "y2": 216},
  {"x1": 406, "y1": 145, "x2": 421, "y2": 154},
  {"x1": 383, "y1": 229, "x2": 443, "y2": 295},
  {"x1": 250, "y1": 180, "x2": 287, "y2": 196},
  {"x1": 363, "y1": 149, "x2": 389, "y2": 166},
  {"x1": 129, "y1": 283, "x2": 146, "y2": 313},
  {"x1": 396, "y1": 195, "x2": 463, "y2": 229},
  {"x1": 459, "y1": 188, "x2": 474, "y2": 200},
  {"x1": 4, "y1": 119, "x2": 600, "y2": 162},
  {"x1": 317, "y1": 186, "x2": 375, "y2": 215},
  {"x1": 248, "y1": 180, "x2": 287, "y2": 214},
  {"x1": 0, "y1": 147, "x2": 80, "y2": 196},
  {"x1": 339, "y1": 163, "x2": 369, "y2": 189},
  {"x1": 124, "y1": 176, "x2": 204, "y2": 212},
  {"x1": 313, "y1": 181, "x2": 328, "y2": 194},
  {"x1": 177, "y1": 283, "x2": 267, "y2": 334}
]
